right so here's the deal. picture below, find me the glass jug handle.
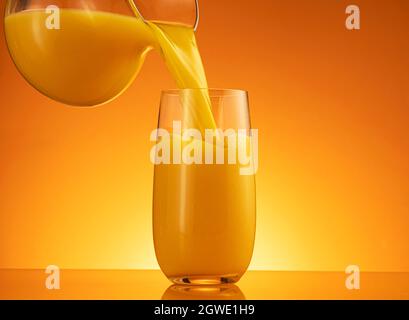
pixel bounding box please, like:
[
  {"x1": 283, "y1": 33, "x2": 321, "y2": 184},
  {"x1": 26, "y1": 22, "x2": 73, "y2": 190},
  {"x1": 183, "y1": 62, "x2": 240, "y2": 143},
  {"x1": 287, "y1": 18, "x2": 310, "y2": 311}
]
[{"x1": 129, "y1": 0, "x2": 200, "y2": 31}]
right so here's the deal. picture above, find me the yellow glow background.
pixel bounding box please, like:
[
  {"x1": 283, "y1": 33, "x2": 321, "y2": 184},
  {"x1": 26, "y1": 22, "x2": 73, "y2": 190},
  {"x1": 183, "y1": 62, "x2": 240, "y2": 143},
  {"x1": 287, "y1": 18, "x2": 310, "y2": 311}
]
[{"x1": 0, "y1": 0, "x2": 408, "y2": 271}]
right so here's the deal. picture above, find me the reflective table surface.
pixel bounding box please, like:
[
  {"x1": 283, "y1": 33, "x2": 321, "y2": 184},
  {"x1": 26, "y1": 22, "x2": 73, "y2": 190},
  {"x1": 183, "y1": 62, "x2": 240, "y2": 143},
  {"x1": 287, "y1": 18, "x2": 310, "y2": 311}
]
[{"x1": 1, "y1": 270, "x2": 408, "y2": 300}]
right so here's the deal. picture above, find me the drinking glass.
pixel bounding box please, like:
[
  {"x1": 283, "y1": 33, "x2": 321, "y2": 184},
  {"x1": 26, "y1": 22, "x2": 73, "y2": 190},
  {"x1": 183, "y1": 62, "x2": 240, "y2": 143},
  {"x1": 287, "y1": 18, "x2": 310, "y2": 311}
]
[
  {"x1": 4, "y1": 0, "x2": 199, "y2": 106},
  {"x1": 153, "y1": 89, "x2": 256, "y2": 285}
]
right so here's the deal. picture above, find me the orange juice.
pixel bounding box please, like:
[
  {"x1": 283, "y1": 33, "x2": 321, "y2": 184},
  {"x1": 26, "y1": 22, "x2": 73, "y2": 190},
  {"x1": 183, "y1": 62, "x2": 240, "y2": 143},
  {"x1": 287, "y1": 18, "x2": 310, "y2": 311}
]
[
  {"x1": 5, "y1": 6, "x2": 255, "y2": 284},
  {"x1": 4, "y1": 8, "x2": 216, "y2": 130},
  {"x1": 5, "y1": 10, "x2": 152, "y2": 106},
  {"x1": 153, "y1": 137, "x2": 256, "y2": 284}
]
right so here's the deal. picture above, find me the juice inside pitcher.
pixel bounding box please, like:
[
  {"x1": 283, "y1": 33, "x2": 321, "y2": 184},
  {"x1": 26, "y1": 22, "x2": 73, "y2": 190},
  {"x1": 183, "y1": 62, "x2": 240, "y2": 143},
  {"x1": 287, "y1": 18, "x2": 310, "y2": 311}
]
[{"x1": 4, "y1": 4, "x2": 215, "y2": 130}]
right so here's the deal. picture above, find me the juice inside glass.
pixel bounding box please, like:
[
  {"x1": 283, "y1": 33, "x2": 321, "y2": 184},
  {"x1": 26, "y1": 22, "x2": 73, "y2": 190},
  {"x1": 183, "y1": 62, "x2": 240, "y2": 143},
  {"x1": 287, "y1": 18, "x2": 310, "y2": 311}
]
[{"x1": 153, "y1": 89, "x2": 256, "y2": 285}]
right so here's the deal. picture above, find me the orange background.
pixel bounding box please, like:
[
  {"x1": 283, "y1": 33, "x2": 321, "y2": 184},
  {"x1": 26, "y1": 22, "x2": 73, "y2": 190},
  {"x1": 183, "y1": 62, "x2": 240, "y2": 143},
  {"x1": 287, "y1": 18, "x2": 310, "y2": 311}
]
[{"x1": 0, "y1": 0, "x2": 408, "y2": 271}]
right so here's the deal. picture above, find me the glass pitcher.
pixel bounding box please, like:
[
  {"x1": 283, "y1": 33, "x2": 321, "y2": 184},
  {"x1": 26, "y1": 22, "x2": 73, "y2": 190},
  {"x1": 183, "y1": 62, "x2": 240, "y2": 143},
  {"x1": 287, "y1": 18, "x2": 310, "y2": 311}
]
[{"x1": 4, "y1": 0, "x2": 199, "y2": 106}]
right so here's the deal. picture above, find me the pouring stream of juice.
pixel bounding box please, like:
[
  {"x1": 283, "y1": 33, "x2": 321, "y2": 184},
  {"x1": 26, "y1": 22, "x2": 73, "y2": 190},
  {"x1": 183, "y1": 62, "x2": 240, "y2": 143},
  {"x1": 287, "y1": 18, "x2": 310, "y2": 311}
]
[{"x1": 128, "y1": 0, "x2": 216, "y2": 132}]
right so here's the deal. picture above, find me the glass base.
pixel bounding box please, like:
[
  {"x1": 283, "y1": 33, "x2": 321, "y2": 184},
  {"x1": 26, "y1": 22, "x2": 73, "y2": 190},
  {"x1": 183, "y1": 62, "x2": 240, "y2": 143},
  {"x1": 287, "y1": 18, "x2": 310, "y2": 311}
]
[{"x1": 169, "y1": 274, "x2": 241, "y2": 286}]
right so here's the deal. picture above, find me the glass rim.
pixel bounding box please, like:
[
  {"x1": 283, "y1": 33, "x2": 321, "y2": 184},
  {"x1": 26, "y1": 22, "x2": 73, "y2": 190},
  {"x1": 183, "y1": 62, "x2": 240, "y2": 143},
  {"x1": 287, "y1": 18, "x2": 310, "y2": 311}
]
[{"x1": 161, "y1": 88, "x2": 248, "y2": 97}]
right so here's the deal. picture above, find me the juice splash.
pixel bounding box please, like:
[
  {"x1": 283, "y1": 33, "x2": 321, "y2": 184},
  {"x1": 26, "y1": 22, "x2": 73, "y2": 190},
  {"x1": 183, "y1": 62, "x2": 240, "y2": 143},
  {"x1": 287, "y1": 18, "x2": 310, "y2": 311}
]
[{"x1": 5, "y1": 7, "x2": 215, "y2": 130}]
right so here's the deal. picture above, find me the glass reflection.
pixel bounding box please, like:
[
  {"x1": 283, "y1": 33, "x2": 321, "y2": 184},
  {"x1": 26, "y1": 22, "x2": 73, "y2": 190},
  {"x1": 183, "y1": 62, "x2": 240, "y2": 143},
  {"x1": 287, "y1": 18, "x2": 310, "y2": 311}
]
[{"x1": 162, "y1": 284, "x2": 246, "y2": 300}]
